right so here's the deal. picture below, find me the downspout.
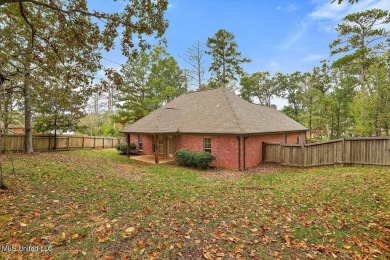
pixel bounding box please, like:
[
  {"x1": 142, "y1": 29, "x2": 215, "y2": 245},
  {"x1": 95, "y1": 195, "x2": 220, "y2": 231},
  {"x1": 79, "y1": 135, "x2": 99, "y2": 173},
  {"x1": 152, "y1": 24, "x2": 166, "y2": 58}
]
[
  {"x1": 236, "y1": 135, "x2": 241, "y2": 170},
  {"x1": 243, "y1": 135, "x2": 250, "y2": 170},
  {"x1": 127, "y1": 133, "x2": 130, "y2": 157}
]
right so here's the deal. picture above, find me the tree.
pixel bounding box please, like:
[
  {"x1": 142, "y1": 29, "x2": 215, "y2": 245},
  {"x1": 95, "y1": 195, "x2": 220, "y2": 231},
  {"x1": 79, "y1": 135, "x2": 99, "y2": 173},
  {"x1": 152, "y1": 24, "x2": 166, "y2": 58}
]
[
  {"x1": 240, "y1": 71, "x2": 279, "y2": 107},
  {"x1": 34, "y1": 81, "x2": 87, "y2": 148},
  {"x1": 147, "y1": 46, "x2": 189, "y2": 108},
  {"x1": 275, "y1": 72, "x2": 305, "y2": 121},
  {"x1": 114, "y1": 51, "x2": 151, "y2": 124},
  {"x1": 351, "y1": 54, "x2": 390, "y2": 136},
  {"x1": 330, "y1": 9, "x2": 390, "y2": 86},
  {"x1": 206, "y1": 29, "x2": 251, "y2": 90},
  {"x1": 0, "y1": 0, "x2": 169, "y2": 154},
  {"x1": 327, "y1": 67, "x2": 357, "y2": 139},
  {"x1": 114, "y1": 46, "x2": 189, "y2": 125},
  {"x1": 181, "y1": 41, "x2": 206, "y2": 90}
]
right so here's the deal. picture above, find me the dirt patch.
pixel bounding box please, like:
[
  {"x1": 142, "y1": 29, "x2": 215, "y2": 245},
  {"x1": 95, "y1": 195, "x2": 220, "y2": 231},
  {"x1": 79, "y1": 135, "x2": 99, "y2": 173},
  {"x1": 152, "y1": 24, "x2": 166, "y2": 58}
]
[
  {"x1": 201, "y1": 168, "x2": 246, "y2": 180},
  {"x1": 247, "y1": 163, "x2": 294, "y2": 174},
  {"x1": 113, "y1": 163, "x2": 148, "y2": 181},
  {"x1": 201, "y1": 163, "x2": 290, "y2": 180}
]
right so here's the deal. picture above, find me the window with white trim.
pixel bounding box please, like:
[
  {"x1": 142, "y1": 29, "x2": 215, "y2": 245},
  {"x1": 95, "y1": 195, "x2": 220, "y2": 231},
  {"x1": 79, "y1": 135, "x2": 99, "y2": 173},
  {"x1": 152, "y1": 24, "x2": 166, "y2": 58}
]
[{"x1": 203, "y1": 137, "x2": 211, "y2": 153}]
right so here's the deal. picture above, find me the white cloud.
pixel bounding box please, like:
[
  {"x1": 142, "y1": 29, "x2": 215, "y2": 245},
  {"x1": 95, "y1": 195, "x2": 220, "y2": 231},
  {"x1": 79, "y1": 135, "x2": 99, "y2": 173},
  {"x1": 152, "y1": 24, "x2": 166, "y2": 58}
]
[
  {"x1": 302, "y1": 54, "x2": 323, "y2": 62},
  {"x1": 310, "y1": 1, "x2": 349, "y2": 20},
  {"x1": 276, "y1": 3, "x2": 298, "y2": 13},
  {"x1": 310, "y1": 0, "x2": 390, "y2": 24},
  {"x1": 268, "y1": 61, "x2": 279, "y2": 67},
  {"x1": 286, "y1": 4, "x2": 298, "y2": 13},
  {"x1": 309, "y1": 0, "x2": 390, "y2": 34},
  {"x1": 278, "y1": 19, "x2": 309, "y2": 51}
]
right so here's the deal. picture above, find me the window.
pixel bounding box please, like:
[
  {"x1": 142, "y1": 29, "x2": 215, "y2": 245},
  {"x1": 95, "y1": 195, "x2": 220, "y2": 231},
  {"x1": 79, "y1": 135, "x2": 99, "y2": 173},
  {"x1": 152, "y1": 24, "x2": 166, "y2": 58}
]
[
  {"x1": 203, "y1": 137, "x2": 211, "y2": 153},
  {"x1": 158, "y1": 138, "x2": 164, "y2": 154},
  {"x1": 138, "y1": 135, "x2": 143, "y2": 151},
  {"x1": 296, "y1": 136, "x2": 301, "y2": 144}
]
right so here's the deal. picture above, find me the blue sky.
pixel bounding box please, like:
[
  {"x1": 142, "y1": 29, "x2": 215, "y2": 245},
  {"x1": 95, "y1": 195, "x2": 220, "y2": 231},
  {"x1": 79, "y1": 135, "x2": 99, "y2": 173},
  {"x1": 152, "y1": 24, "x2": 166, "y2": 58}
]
[{"x1": 92, "y1": 0, "x2": 389, "y2": 106}]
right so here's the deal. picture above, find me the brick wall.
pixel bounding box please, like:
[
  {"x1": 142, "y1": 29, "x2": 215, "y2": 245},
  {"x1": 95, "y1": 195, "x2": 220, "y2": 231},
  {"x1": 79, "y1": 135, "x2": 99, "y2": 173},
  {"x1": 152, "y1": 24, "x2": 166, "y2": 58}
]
[
  {"x1": 129, "y1": 134, "x2": 153, "y2": 155},
  {"x1": 127, "y1": 131, "x2": 306, "y2": 169},
  {"x1": 174, "y1": 134, "x2": 239, "y2": 169}
]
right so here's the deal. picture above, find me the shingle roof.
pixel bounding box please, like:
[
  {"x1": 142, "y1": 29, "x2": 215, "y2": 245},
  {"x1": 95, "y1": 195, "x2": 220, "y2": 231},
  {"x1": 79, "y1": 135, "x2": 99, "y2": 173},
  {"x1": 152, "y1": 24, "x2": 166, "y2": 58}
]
[{"x1": 121, "y1": 88, "x2": 307, "y2": 134}]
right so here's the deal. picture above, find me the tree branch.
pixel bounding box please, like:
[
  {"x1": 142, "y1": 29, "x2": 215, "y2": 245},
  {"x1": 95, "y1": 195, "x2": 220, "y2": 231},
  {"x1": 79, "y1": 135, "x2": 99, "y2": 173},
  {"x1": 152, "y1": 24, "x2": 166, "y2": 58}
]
[{"x1": 18, "y1": 0, "x2": 35, "y2": 49}]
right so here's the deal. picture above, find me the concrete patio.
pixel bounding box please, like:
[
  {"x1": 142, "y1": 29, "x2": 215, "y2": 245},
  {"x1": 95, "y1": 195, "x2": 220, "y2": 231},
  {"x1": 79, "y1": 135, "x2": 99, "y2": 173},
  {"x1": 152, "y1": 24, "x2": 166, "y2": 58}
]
[{"x1": 129, "y1": 155, "x2": 175, "y2": 164}]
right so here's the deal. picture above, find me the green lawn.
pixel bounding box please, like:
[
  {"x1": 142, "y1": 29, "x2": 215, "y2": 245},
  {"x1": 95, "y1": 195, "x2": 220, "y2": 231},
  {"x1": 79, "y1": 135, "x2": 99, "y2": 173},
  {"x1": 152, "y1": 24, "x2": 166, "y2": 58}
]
[{"x1": 0, "y1": 149, "x2": 389, "y2": 259}]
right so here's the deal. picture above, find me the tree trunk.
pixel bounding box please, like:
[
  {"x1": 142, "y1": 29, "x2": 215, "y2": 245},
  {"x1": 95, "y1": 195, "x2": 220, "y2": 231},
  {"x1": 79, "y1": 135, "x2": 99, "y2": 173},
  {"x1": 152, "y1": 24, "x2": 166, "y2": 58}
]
[
  {"x1": 0, "y1": 156, "x2": 5, "y2": 189},
  {"x1": 23, "y1": 82, "x2": 34, "y2": 154},
  {"x1": 308, "y1": 97, "x2": 312, "y2": 141},
  {"x1": 54, "y1": 114, "x2": 57, "y2": 150},
  {"x1": 4, "y1": 89, "x2": 10, "y2": 133}
]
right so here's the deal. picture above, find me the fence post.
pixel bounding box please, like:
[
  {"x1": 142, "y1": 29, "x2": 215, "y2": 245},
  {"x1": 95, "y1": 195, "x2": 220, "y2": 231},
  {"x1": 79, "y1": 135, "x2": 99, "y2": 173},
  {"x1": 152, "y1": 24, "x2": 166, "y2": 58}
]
[
  {"x1": 112, "y1": 138, "x2": 114, "y2": 148},
  {"x1": 302, "y1": 145, "x2": 307, "y2": 167},
  {"x1": 103, "y1": 138, "x2": 105, "y2": 149},
  {"x1": 279, "y1": 143, "x2": 283, "y2": 165},
  {"x1": 67, "y1": 136, "x2": 70, "y2": 150},
  {"x1": 342, "y1": 139, "x2": 345, "y2": 165},
  {"x1": 93, "y1": 137, "x2": 96, "y2": 149},
  {"x1": 48, "y1": 136, "x2": 51, "y2": 151},
  {"x1": 82, "y1": 137, "x2": 85, "y2": 149}
]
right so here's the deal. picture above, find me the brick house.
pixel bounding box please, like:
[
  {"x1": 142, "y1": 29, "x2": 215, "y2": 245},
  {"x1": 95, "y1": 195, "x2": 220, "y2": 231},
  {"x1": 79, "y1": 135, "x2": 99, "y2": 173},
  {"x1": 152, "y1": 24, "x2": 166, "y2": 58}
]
[{"x1": 121, "y1": 88, "x2": 307, "y2": 170}]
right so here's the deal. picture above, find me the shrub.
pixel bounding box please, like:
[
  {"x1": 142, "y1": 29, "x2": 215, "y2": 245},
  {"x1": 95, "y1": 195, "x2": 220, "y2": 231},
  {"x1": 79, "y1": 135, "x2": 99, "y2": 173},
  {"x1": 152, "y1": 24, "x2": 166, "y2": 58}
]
[
  {"x1": 175, "y1": 149, "x2": 215, "y2": 169},
  {"x1": 116, "y1": 143, "x2": 136, "y2": 154}
]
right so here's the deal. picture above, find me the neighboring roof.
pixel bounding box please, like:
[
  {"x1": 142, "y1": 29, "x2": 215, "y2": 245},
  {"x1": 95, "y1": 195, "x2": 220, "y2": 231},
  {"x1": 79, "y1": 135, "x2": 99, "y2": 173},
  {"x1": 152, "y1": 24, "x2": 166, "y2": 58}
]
[{"x1": 121, "y1": 88, "x2": 307, "y2": 134}]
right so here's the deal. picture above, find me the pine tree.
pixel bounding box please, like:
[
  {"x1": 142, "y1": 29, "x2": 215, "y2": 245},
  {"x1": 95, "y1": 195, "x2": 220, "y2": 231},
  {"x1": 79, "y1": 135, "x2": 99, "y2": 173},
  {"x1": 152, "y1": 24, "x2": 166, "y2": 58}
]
[{"x1": 206, "y1": 29, "x2": 250, "y2": 90}]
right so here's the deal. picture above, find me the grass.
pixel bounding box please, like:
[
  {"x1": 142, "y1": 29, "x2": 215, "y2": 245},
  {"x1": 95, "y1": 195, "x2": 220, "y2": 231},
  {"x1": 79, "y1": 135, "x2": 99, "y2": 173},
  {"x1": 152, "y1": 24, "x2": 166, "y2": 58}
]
[{"x1": 0, "y1": 149, "x2": 389, "y2": 259}]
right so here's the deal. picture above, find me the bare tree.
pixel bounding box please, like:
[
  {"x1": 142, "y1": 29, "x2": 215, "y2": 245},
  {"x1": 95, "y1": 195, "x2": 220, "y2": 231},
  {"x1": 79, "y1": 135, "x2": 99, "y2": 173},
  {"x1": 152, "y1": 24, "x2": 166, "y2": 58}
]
[{"x1": 181, "y1": 41, "x2": 206, "y2": 90}]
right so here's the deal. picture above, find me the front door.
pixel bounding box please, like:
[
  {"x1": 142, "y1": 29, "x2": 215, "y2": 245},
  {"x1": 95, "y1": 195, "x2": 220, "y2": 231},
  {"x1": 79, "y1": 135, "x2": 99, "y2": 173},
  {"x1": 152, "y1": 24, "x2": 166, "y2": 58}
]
[{"x1": 167, "y1": 136, "x2": 173, "y2": 157}]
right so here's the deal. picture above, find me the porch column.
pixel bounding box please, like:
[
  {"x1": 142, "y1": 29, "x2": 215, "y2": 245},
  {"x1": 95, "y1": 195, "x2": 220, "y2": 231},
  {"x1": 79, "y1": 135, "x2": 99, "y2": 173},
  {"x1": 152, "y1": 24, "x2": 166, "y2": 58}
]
[
  {"x1": 127, "y1": 133, "x2": 131, "y2": 157},
  {"x1": 154, "y1": 134, "x2": 159, "y2": 164}
]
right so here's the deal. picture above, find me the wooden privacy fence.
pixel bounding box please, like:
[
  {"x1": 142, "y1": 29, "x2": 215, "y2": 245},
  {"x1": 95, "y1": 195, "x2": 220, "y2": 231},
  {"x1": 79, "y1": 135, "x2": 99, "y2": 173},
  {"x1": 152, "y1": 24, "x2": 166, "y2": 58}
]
[
  {"x1": 263, "y1": 137, "x2": 390, "y2": 167},
  {"x1": 0, "y1": 134, "x2": 124, "y2": 153}
]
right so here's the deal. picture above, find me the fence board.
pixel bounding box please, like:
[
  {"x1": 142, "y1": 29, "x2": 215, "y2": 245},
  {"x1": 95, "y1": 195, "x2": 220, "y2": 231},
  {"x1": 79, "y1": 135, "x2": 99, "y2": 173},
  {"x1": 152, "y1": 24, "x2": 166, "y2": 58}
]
[
  {"x1": 263, "y1": 137, "x2": 390, "y2": 167},
  {"x1": 0, "y1": 134, "x2": 124, "y2": 153}
]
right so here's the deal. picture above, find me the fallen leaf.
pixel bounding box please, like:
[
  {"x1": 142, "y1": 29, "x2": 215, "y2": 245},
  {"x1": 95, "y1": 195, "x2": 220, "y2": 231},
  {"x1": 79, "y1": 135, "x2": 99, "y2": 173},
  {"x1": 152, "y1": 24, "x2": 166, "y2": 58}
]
[
  {"x1": 343, "y1": 244, "x2": 351, "y2": 249},
  {"x1": 284, "y1": 235, "x2": 291, "y2": 247},
  {"x1": 125, "y1": 227, "x2": 135, "y2": 234},
  {"x1": 70, "y1": 250, "x2": 80, "y2": 255},
  {"x1": 375, "y1": 238, "x2": 389, "y2": 251},
  {"x1": 98, "y1": 233, "x2": 110, "y2": 243}
]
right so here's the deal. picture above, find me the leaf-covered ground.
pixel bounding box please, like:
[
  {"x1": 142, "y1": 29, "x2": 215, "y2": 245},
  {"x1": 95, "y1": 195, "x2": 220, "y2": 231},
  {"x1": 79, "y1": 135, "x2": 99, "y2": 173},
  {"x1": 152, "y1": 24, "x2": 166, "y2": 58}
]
[{"x1": 0, "y1": 149, "x2": 389, "y2": 259}]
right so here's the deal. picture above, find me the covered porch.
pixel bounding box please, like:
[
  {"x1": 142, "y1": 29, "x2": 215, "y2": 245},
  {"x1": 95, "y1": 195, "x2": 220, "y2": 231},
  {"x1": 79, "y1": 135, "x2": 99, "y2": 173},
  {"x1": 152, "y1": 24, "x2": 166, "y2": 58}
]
[
  {"x1": 125, "y1": 133, "x2": 175, "y2": 164},
  {"x1": 129, "y1": 154, "x2": 175, "y2": 165}
]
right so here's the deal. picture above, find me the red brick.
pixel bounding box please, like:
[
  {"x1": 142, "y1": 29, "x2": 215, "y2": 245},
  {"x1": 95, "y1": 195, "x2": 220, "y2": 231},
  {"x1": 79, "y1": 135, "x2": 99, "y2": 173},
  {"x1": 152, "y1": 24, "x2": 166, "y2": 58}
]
[{"x1": 126, "y1": 131, "x2": 306, "y2": 169}]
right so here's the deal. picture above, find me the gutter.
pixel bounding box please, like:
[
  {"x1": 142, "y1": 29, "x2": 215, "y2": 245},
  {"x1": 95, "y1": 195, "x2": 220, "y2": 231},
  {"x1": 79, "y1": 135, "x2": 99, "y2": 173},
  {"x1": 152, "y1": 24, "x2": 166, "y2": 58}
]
[{"x1": 236, "y1": 135, "x2": 241, "y2": 170}]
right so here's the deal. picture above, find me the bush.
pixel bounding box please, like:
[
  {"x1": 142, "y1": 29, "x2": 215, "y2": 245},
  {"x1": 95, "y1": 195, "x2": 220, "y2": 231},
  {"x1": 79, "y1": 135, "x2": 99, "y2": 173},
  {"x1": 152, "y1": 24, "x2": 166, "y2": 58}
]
[
  {"x1": 175, "y1": 149, "x2": 215, "y2": 169},
  {"x1": 116, "y1": 143, "x2": 136, "y2": 154}
]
